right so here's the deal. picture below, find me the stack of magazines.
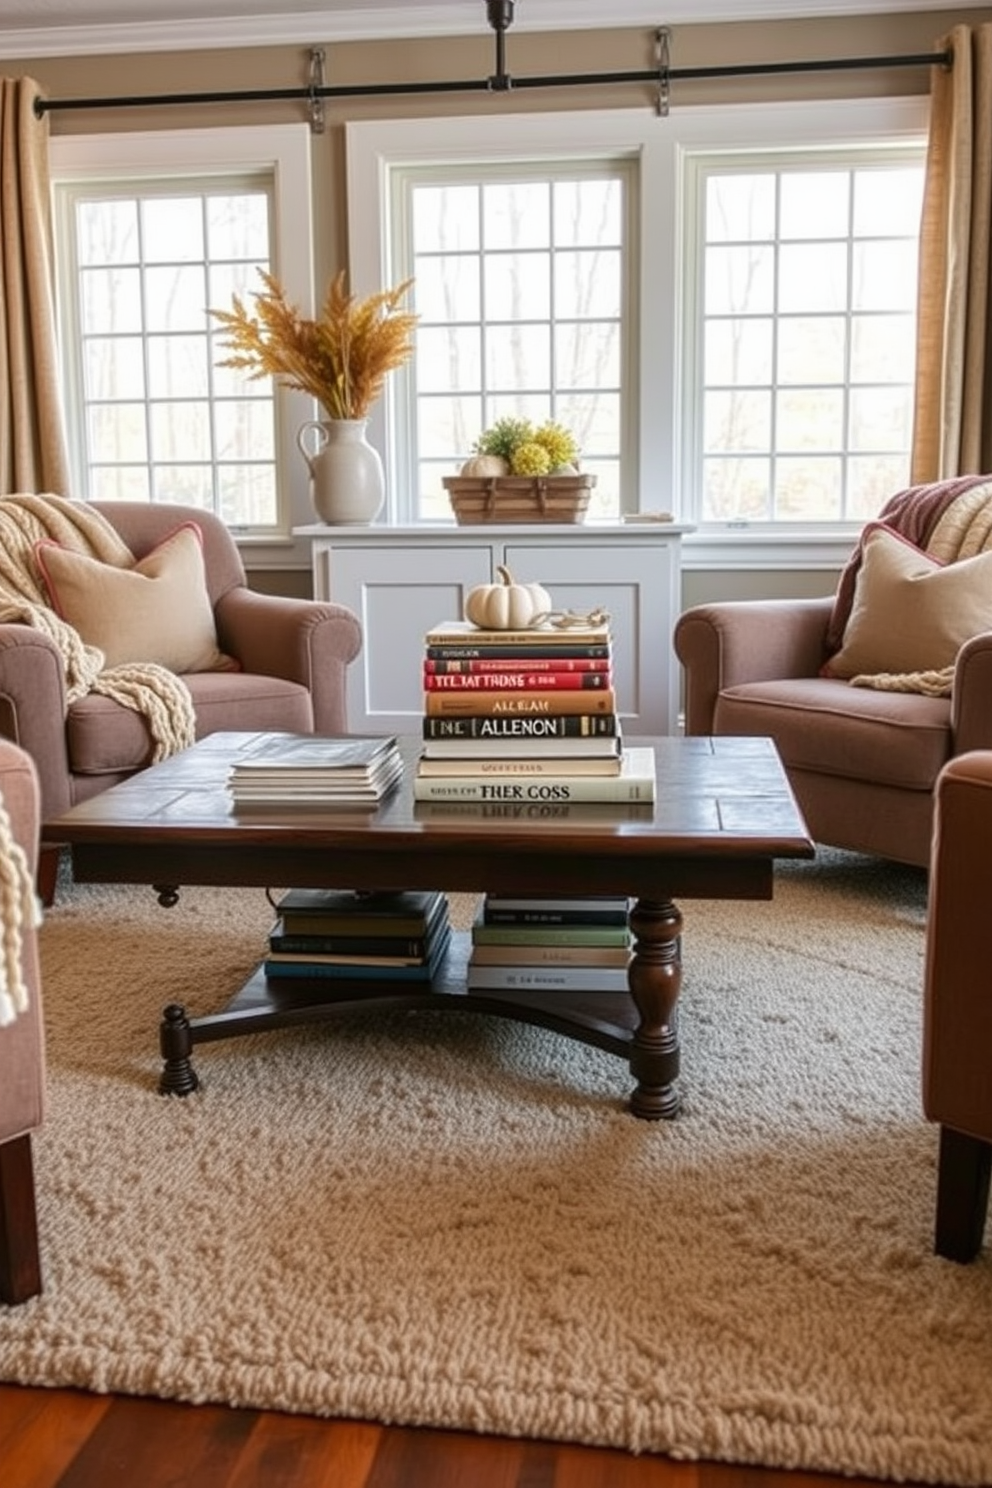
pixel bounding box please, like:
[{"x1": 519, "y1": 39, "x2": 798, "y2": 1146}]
[{"x1": 228, "y1": 734, "x2": 403, "y2": 808}]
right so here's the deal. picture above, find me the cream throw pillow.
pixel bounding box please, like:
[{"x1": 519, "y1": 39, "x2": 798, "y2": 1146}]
[
  {"x1": 827, "y1": 523, "x2": 992, "y2": 679},
  {"x1": 36, "y1": 521, "x2": 233, "y2": 674}
]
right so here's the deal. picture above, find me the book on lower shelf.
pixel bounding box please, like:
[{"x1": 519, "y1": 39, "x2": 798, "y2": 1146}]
[
  {"x1": 267, "y1": 910, "x2": 447, "y2": 961},
  {"x1": 469, "y1": 942, "x2": 631, "y2": 967},
  {"x1": 468, "y1": 895, "x2": 632, "y2": 988},
  {"x1": 264, "y1": 924, "x2": 452, "y2": 983},
  {"x1": 273, "y1": 888, "x2": 447, "y2": 938},
  {"x1": 483, "y1": 894, "x2": 631, "y2": 926},
  {"x1": 470, "y1": 915, "x2": 632, "y2": 949},
  {"x1": 465, "y1": 960, "x2": 630, "y2": 993},
  {"x1": 413, "y1": 747, "x2": 655, "y2": 804}
]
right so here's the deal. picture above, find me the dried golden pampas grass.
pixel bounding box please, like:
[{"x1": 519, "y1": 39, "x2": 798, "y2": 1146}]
[{"x1": 212, "y1": 269, "x2": 417, "y2": 420}]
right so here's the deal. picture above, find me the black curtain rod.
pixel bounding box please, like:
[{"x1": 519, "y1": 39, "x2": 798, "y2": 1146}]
[{"x1": 34, "y1": 49, "x2": 951, "y2": 118}]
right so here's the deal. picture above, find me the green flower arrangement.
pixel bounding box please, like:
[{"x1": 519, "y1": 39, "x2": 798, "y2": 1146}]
[{"x1": 469, "y1": 417, "x2": 580, "y2": 477}]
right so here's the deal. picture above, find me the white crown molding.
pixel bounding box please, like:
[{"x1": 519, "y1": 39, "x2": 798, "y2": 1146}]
[{"x1": 0, "y1": 0, "x2": 969, "y2": 61}]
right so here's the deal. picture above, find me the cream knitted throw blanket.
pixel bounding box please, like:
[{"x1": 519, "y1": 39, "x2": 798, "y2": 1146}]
[
  {"x1": 851, "y1": 478, "x2": 992, "y2": 698},
  {"x1": 0, "y1": 788, "x2": 41, "y2": 1025},
  {"x1": 0, "y1": 494, "x2": 196, "y2": 755}
]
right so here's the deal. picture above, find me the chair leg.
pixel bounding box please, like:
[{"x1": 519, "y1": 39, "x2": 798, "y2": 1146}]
[
  {"x1": 935, "y1": 1125, "x2": 992, "y2": 1263},
  {"x1": 0, "y1": 1133, "x2": 42, "y2": 1304},
  {"x1": 37, "y1": 843, "x2": 62, "y2": 908}
]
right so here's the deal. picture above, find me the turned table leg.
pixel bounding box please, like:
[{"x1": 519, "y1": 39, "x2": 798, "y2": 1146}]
[
  {"x1": 159, "y1": 1004, "x2": 200, "y2": 1096},
  {"x1": 627, "y1": 897, "x2": 682, "y2": 1119}
]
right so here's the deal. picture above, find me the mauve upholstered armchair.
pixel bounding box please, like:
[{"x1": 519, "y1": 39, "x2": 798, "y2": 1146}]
[
  {"x1": 671, "y1": 593, "x2": 992, "y2": 867},
  {"x1": 0, "y1": 500, "x2": 363, "y2": 898},
  {"x1": 673, "y1": 476, "x2": 992, "y2": 869},
  {"x1": 923, "y1": 751, "x2": 992, "y2": 1263},
  {"x1": 0, "y1": 739, "x2": 44, "y2": 1304}
]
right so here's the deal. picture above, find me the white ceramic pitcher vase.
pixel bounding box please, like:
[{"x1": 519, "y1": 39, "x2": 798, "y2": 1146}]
[{"x1": 296, "y1": 418, "x2": 385, "y2": 525}]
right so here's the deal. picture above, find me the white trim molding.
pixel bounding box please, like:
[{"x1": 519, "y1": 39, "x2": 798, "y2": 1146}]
[{"x1": 1, "y1": 0, "x2": 969, "y2": 60}]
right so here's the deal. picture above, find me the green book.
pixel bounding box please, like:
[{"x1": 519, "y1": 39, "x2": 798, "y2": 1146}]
[{"x1": 470, "y1": 910, "x2": 631, "y2": 948}]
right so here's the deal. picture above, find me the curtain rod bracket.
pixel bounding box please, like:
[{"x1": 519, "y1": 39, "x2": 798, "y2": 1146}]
[
  {"x1": 486, "y1": 0, "x2": 514, "y2": 91},
  {"x1": 655, "y1": 26, "x2": 671, "y2": 117},
  {"x1": 307, "y1": 47, "x2": 326, "y2": 134}
]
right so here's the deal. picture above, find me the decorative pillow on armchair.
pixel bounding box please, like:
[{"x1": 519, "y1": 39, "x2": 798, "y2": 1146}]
[
  {"x1": 35, "y1": 522, "x2": 238, "y2": 673},
  {"x1": 825, "y1": 524, "x2": 992, "y2": 678}
]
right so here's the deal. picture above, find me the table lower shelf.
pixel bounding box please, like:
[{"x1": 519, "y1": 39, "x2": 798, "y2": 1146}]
[{"x1": 158, "y1": 929, "x2": 654, "y2": 1083}]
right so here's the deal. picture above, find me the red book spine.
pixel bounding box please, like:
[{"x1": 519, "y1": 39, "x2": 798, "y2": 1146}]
[
  {"x1": 424, "y1": 657, "x2": 611, "y2": 674},
  {"x1": 423, "y1": 670, "x2": 612, "y2": 691}
]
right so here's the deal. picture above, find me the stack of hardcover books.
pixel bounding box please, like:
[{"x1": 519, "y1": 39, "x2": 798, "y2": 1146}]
[
  {"x1": 415, "y1": 618, "x2": 656, "y2": 804},
  {"x1": 228, "y1": 734, "x2": 403, "y2": 808},
  {"x1": 263, "y1": 889, "x2": 451, "y2": 983},
  {"x1": 466, "y1": 893, "x2": 632, "y2": 992}
]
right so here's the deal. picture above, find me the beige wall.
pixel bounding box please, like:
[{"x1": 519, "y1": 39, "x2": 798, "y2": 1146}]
[{"x1": 20, "y1": 9, "x2": 991, "y2": 604}]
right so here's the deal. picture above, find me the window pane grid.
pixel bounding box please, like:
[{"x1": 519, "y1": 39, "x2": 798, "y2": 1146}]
[
  {"x1": 67, "y1": 182, "x2": 279, "y2": 528},
  {"x1": 695, "y1": 156, "x2": 923, "y2": 526},
  {"x1": 401, "y1": 166, "x2": 629, "y2": 521}
]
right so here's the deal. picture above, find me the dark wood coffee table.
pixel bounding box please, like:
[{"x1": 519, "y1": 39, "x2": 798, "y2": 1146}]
[{"x1": 46, "y1": 732, "x2": 813, "y2": 1118}]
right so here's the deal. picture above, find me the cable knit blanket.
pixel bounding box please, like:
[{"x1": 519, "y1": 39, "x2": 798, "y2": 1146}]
[
  {"x1": 825, "y1": 474, "x2": 992, "y2": 698},
  {"x1": 0, "y1": 494, "x2": 195, "y2": 757},
  {"x1": 0, "y1": 786, "x2": 41, "y2": 1025}
]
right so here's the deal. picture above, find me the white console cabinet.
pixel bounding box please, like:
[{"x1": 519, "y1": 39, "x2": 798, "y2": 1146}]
[{"x1": 295, "y1": 523, "x2": 691, "y2": 737}]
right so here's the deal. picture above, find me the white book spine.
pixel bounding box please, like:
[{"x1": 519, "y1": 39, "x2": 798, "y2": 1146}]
[
  {"x1": 412, "y1": 772, "x2": 654, "y2": 804},
  {"x1": 466, "y1": 964, "x2": 630, "y2": 991}
]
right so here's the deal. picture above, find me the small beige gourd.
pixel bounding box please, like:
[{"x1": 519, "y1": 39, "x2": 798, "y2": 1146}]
[
  {"x1": 464, "y1": 566, "x2": 552, "y2": 630},
  {"x1": 459, "y1": 454, "x2": 510, "y2": 478}
]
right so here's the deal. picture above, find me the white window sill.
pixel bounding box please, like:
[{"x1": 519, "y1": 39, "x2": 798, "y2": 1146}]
[{"x1": 681, "y1": 527, "x2": 857, "y2": 572}]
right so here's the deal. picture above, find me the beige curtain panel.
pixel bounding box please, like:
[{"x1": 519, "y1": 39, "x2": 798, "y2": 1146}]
[
  {"x1": 0, "y1": 76, "x2": 70, "y2": 497},
  {"x1": 912, "y1": 24, "x2": 992, "y2": 483}
]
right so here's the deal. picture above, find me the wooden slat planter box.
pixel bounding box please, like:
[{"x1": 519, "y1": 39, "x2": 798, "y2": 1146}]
[{"x1": 442, "y1": 474, "x2": 594, "y2": 524}]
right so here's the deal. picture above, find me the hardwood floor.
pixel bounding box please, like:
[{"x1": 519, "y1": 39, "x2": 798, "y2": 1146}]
[{"x1": 0, "y1": 1386, "x2": 930, "y2": 1488}]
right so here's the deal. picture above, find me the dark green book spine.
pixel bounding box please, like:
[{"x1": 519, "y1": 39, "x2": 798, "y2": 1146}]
[
  {"x1": 483, "y1": 908, "x2": 629, "y2": 927},
  {"x1": 269, "y1": 929, "x2": 432, "y2": 957},
  {"x1": 265, "y1": 929, "x2": 451, "y2": 980}
]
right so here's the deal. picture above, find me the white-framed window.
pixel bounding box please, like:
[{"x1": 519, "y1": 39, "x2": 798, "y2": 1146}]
[
  {"x1": 347, "y1": 97, "x2": 929, "y2": 568},
  {"x1": 683, "y1": 148, "x2": 924, "y2": 531},
  {"x1": 390, "y1": 160, "x2": 636, "y2": 522},
  {"x1": 50, "y1": 124, "x2": 315, "y2": 568}
]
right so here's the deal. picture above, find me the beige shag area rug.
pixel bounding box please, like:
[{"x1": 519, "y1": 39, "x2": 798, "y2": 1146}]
[{"x1": 3, "y1": 852, "x2": 991, "y2": 1484}]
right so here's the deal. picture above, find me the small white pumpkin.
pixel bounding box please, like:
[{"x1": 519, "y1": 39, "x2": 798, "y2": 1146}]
[
  {"x1": 464, "y1": 566, "x2": 552, "y2": 630},
  {"x1": 459, "y1": 453, "x2": 510, "y2": 478}
]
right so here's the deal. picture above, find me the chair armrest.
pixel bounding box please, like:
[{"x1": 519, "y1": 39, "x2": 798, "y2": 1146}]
[
  {"x1": 0, "y1": 627, "x2": 72, "y2": 823},
  {"x1": 923, "y1": 750, "x2": 992, "y2": 1133},
  {"x1": 214, "y1": 588, "x2": 363, "y2": 735},
  {"x1": 674, "y1": 597, "x2": 834, "y2": 735},
  {"x1": 951, "y1": 633, "x2": 992, "y2": 753},
  {"x1": 0, "y1": 739, "x2": 40, "y2": 880}
]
